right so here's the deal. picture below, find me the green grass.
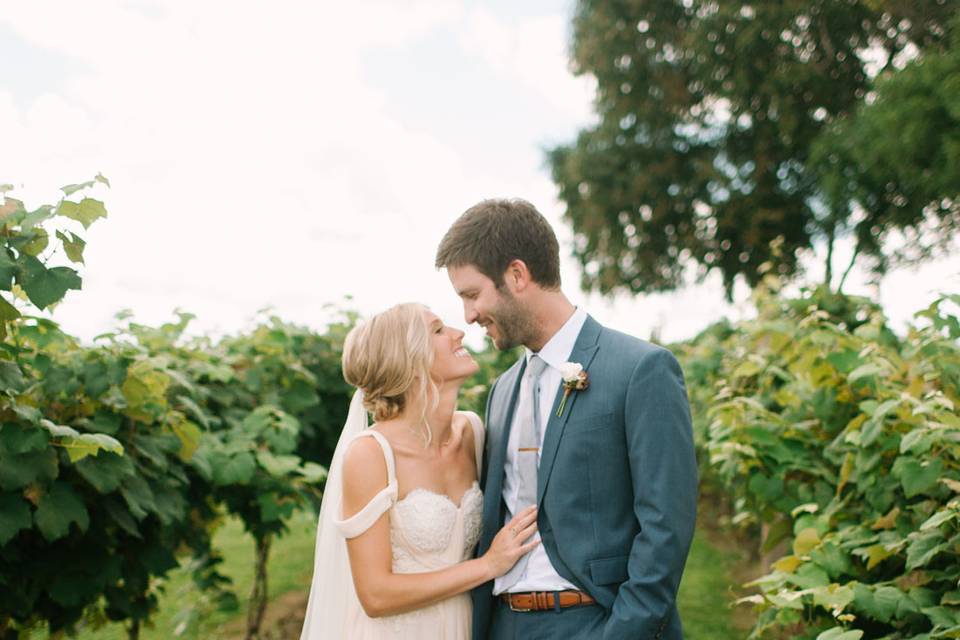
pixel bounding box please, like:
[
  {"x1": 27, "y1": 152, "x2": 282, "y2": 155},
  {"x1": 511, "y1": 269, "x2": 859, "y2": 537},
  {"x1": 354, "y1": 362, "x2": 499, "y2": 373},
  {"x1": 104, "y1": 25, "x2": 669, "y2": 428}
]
[
  {"x1": 678, "y1": 527, "x2": 751, "y2": 640},
  {"x1": 34, "y1": 512, "x2": 318, "y2": 640}
]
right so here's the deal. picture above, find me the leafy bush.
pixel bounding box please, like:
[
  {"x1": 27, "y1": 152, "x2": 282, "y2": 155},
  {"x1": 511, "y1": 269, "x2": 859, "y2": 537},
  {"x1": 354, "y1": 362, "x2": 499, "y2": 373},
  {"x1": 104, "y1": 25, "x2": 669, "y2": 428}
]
[
  {"x1": 703, "y1": 286, "x2": 960, "y2": 639},
  {"x1": 0, "y1": 183, "x2": 355, "y2": 640}
]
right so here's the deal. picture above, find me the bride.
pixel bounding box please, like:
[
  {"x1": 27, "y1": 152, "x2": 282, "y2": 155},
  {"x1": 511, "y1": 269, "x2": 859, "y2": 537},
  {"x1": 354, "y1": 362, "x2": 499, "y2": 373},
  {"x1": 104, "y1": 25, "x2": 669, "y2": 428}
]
[{"x1": 300, "y1": 303, "x2": 539, "y2": 639}]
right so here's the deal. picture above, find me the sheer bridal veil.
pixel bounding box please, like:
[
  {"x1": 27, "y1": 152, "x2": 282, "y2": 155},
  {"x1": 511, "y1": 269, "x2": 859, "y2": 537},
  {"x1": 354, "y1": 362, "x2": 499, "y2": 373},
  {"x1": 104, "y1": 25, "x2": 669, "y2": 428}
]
[{"x1": 300, "y1": 389, "x2": 368, "y2": 640}]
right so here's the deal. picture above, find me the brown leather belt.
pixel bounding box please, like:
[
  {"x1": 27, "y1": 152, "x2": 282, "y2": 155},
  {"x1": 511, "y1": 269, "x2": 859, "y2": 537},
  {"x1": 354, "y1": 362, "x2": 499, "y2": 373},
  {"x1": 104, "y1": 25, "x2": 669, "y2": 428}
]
[{"x1": 499, "y1": 590, "x2": 596, "y2": 612}]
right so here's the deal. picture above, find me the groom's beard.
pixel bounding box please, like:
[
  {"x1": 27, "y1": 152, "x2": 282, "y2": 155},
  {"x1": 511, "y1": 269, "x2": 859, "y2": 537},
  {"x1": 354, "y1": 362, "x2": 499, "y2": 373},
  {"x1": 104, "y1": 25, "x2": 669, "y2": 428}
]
[{"x1": 488, "y1": 289, "x2": 537, "y2": 351}]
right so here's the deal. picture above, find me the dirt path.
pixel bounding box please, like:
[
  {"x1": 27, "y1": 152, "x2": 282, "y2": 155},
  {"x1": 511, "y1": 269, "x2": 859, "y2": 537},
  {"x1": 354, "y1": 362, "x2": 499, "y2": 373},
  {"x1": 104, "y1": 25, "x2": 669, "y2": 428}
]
[{"x1": 222, "y1": 590, "x2": 308, "y2": 640}]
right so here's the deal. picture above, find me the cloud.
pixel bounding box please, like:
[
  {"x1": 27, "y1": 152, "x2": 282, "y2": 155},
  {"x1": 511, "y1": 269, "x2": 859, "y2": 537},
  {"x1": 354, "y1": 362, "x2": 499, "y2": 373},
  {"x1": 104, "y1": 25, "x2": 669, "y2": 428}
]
[
  {"x1": 460, "y1": 6, "x2": 596, "y2": 124},
  {"x1": 1, "y1": 1, "x2": 953, "y2": 350},
  {"x1": 0, "y1": 1, "x2": 484, "y2": 339}
]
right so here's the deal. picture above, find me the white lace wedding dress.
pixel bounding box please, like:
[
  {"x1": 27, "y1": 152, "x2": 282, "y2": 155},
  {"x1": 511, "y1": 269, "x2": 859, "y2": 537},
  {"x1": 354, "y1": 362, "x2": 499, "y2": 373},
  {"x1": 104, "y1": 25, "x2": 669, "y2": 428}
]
[{"x1": 332, "y1": 412, "x2": 485, "y2": 639}]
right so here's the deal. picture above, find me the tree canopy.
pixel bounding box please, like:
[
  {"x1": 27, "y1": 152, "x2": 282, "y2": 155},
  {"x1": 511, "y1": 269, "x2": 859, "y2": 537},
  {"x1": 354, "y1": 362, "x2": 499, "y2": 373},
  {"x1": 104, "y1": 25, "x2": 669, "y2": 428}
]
[
  {"x1": 549, "y1": 0, "x2": 959, "y2": 298},
  {"x1": 813, "y1": 15, "x2": 960, "y2": 282}
]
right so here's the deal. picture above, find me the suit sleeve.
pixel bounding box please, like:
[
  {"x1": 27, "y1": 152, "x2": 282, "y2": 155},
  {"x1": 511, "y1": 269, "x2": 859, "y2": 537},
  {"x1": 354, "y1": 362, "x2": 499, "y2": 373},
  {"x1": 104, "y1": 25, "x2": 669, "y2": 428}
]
[{"x1": 603, "y1": 347, "x2": 698, "y2": 639}]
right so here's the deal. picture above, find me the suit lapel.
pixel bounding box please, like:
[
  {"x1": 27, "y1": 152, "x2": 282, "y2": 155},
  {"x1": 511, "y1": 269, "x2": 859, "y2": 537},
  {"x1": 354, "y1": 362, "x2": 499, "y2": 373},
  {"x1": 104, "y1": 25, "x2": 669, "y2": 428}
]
[
  {"x1": 537, "y1": 316, "x2": 602, "y2": 508},
  {"x1": 482, "y1": 357, "x2": 526, "y2": 545}
]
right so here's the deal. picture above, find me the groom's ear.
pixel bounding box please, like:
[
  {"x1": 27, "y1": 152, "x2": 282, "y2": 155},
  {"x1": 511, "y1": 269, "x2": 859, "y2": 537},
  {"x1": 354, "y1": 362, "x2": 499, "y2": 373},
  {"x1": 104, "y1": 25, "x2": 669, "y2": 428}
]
[{"x1": 503, "y1": 259, "x2": 532, "y2": 294}]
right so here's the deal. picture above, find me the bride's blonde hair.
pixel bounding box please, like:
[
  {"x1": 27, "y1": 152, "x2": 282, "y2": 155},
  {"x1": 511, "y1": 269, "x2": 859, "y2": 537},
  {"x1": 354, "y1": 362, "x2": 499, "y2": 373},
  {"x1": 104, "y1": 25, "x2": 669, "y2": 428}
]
[{"x1": 341, "y1": 303, "x2": 438, "y2": 444}]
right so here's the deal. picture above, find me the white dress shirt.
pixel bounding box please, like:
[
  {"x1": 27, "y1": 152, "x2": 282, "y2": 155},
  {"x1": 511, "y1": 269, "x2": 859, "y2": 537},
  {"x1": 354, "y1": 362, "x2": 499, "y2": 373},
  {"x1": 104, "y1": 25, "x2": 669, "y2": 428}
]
[{"x1": 493, "y1": 307, "x2": 588, "y2": 595}]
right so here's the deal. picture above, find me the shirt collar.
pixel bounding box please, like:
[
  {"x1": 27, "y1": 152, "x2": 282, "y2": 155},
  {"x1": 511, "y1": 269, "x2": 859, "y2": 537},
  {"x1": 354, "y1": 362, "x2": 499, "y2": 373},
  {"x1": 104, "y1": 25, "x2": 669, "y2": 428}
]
[{"x1": 525, "y1": 307, "x2": 588, "y2": 372}]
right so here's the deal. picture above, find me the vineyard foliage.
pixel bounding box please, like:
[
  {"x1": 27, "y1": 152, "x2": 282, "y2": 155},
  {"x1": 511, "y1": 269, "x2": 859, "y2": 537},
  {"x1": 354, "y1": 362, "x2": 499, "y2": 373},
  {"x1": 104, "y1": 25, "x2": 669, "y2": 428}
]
[
  {"x1": 677, "y1": 284, "x2": 960, "y2": 639},
  {"x1": 0, "y1": 183, "x2": 356, "y2": 638},
  {"x1": 3, "y1": 181, "x2": 958, "y2": 640}
]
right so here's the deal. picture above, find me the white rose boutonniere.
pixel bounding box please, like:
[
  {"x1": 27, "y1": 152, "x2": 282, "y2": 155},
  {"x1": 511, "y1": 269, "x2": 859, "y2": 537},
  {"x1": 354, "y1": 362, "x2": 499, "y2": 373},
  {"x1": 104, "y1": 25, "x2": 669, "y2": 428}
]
[{"x1": 556, "y1": 362, "x2": 589, "y2": 417}]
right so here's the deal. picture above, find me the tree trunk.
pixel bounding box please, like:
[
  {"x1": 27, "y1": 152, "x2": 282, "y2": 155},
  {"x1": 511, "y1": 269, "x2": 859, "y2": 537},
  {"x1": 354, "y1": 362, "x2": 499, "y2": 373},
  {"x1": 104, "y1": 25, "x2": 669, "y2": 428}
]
[
  {"x1": 837, "y1": 244, "x2": 860, "y2": 294},
  {"x1": 245, "y1": 534, "x2": 273, "y2": 640},
  {"x1": 824, "y1": 224, "x2": 835, "y2": 290},
  {"x1": 756, "y1": 521, "x2": 769, "y2": 564},
  {"x1": 0, "y1": 617, "x2": 16, "y2": 640},
  {"x1": 127, "y1": 619, "x2": 140, "y2": 640}
]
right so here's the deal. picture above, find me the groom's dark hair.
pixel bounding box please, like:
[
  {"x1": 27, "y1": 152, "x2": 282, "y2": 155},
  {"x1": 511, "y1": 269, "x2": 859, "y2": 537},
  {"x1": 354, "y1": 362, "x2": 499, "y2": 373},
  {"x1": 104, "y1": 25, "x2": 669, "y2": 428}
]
[{"x1": 435, "y1": 198, "x2": 561, "y2": 290}]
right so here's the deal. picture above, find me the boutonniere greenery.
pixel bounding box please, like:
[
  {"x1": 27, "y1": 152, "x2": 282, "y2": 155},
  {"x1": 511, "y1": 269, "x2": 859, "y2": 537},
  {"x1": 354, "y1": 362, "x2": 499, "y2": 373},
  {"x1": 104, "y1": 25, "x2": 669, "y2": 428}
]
[{"x1": 557, "y1": 362, "x2": 589, "y2": 417}]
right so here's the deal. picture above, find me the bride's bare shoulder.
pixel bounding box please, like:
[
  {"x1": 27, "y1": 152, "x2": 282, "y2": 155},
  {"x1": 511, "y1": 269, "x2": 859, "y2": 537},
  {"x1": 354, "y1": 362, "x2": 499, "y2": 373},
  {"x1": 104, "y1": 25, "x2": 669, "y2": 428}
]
[
  {"x1": 342, "y1": 434, "x2": 389, "y2": 495},
  {"x1": 454, "y1": 411, "x2": 483, "y2": 448},
  {"x1": 454, "y1": 410, "x2": 483, "y2": 431}
]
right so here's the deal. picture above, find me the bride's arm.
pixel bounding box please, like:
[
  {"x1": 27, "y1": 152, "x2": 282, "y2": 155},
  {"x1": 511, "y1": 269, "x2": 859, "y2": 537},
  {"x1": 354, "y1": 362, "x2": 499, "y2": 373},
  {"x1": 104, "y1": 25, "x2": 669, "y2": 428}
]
[{"x1": 341, "y1": 437, "x2": 537, "y2": 618}]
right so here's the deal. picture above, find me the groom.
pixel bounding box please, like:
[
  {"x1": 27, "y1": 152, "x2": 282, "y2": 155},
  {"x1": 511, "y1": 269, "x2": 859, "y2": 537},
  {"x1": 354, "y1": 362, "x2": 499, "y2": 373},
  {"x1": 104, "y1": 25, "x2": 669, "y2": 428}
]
[{"x1": 436, "y1": 199, "x2": 698, "y2": 639}]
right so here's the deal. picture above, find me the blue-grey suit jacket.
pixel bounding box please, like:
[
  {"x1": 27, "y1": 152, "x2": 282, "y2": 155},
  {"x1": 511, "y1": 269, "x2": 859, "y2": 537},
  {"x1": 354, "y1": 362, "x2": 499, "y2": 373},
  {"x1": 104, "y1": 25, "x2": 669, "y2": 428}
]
[{"x1": 471, "y1": 315, "x2": 698, "y2": 640}]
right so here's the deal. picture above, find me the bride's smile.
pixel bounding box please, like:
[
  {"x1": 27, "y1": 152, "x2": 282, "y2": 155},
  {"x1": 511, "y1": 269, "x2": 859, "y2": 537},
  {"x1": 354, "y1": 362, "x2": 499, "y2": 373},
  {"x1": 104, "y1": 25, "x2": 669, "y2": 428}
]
[{"x1": 424, "y1": 309, "x2": 479, "y2": 385}]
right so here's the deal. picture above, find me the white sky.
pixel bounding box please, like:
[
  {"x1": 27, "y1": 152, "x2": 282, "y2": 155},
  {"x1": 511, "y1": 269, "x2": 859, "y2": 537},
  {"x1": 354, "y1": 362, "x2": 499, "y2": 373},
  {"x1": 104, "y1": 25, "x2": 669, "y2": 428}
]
[{"x1": 1, "y1": 0, "x2": 957, "y2": 349}]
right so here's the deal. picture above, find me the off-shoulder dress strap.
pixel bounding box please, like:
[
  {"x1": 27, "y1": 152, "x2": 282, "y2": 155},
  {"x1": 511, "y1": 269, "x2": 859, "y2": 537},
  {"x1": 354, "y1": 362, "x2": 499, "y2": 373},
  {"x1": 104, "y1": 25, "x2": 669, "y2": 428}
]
[{"x1": 333, "y1": 430, "x2": 398, "y2": 539}]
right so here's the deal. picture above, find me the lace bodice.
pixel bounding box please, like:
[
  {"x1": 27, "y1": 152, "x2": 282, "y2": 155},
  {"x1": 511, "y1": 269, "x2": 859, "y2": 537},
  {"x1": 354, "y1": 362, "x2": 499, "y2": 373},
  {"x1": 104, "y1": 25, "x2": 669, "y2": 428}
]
[
  {"x1": 390, "y1": 482, "x2": 484, "y2": 572},
  {"x1": 334, "y1": 412, "x2": 485, "y2": 574}
]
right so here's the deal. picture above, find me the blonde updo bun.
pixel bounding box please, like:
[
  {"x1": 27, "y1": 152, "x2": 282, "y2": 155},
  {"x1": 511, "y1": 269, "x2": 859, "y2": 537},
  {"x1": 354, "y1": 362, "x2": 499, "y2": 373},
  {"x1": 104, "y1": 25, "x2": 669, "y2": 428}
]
[{"x1": 341, "y1": 303, "x2": 435, "y2": 430}]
